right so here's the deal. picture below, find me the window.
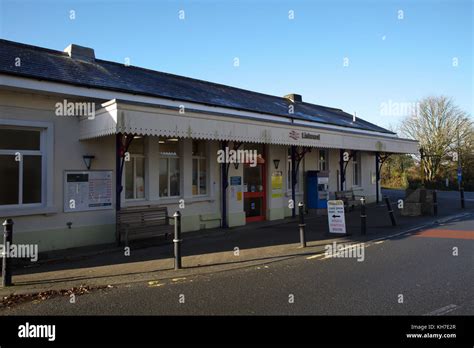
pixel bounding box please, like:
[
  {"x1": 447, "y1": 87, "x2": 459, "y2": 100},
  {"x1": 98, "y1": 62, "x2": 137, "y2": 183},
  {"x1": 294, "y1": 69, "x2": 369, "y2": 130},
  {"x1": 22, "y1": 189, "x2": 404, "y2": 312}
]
[
  {"x1": 125, "y1": 137, "x2": 146, "y2": 200},
  {"x1": 319, "y1": 149, "x2": 328, "y2": 171},
  {"x1": 192, "y1": 140, "x2": 207, "y2": 195},
  {"x1": 159, "y1": 137, "x2": 180, "y2": 197},
  {"x1": 287, "y1": 148, "x2": 303, "y2": 192},
  {"x1": 353, "y1": 153, "x2": 361, "y2": 186},
  {"x1": 0, "y1": 128, "x2": 43, "y2": 207}
]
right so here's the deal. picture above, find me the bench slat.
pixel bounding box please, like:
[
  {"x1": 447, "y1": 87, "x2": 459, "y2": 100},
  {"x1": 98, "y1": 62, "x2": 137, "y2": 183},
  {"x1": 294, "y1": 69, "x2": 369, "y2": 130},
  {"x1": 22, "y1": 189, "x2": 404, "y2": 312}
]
[{"x1": 117, "y1": 206, "x2": 172, "y2": 245}]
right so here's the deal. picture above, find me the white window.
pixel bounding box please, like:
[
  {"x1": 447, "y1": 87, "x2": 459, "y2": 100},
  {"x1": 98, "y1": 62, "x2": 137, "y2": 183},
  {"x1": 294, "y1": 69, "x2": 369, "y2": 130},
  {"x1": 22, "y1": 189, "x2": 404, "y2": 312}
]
[
  {"x1": 353, "y1": 153, "x2": 361, "y2": 186},
  {"x1": 192, "y1": 140, "x2": 207, "y2": 195},
  {"x1": 0, "y1": 127, "x2": 44, "y2": 208},
  {"x1": 159, "y1": 137, "x2": 180, "y2": 197},
  {"x1": 319, "y1": 149, "x2": 328, "y2": 171},
  {"x1": 125, "y1": 137, "x2": 146, "y2": 200}
]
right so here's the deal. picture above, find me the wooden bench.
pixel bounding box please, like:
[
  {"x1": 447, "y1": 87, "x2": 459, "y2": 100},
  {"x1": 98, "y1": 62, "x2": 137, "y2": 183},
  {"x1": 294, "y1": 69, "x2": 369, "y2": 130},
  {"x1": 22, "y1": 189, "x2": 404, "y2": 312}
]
[
  {"x1": 335, "y1": 189, "x2": 365, "y2": 211},
  {"x1": 117, "y1": 206, "x2": 174, "y2": 246}
]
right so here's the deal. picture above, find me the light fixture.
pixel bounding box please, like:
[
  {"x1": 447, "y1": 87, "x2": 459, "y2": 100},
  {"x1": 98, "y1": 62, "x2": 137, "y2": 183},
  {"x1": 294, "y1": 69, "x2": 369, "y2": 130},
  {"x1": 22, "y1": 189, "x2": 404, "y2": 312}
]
[
  {"x1": 233, "y1": 162, "x2": 240, "y2": 170},
  {"x1": 273, "y1": 159, "x2": 280, "y2": 169},
  {"x1": 82, "y1": 155, "x2": 95, "y2": 170}
]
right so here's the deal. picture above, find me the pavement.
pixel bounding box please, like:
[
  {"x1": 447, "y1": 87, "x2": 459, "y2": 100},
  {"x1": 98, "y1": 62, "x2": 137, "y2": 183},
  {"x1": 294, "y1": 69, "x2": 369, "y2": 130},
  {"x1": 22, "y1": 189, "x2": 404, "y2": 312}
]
[{"x1": 0, "y1": 189, "x2": 472, "y2": 300}]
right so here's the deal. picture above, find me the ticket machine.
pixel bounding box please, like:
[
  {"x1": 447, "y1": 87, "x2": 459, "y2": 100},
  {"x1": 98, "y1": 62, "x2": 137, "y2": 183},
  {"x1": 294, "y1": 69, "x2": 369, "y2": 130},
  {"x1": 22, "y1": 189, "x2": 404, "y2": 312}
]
[{"x1": 306, "y1": 171, "x2": 329, "y2": 209}]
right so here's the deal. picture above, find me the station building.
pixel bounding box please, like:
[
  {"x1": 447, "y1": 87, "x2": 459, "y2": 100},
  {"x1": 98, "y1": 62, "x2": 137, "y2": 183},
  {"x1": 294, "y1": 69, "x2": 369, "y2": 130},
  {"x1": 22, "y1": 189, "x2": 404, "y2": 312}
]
[{"x1": 0, "y1": 40, "x2": 418, "y2": 252}]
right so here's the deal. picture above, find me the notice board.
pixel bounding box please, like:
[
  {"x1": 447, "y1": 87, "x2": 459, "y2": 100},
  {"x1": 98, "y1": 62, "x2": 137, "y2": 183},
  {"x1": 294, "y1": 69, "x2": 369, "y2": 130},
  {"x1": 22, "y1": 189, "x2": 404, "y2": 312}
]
[{"x1": 64, "y1": 171, "x2": 113, "y2": 212}]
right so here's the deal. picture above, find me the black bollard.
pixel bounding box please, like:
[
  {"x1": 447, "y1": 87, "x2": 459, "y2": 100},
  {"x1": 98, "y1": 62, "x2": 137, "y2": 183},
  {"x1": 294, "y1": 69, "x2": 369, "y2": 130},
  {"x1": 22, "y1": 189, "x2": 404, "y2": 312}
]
[
  {"x1": 360, "y1": 197, "x2": 367, "y2": 235},
  {"x1": 384, "y1": 196, "x2": 397, "y2": 226},
  {"x1": 460, "y1": 188, "x2": 465, "y2": 209},
  {"x1": 433, "y1": 190, "x2": 438, "y2": 216},
  {"x1": 173, "y1": 211, "x2": 182, "y2": 270},
  {"x1": 2, "y1": 219, "x2": 13, "y2": 287},
  {"x1": 298, "y1": 202, "x2": 306, "y2": 248}
]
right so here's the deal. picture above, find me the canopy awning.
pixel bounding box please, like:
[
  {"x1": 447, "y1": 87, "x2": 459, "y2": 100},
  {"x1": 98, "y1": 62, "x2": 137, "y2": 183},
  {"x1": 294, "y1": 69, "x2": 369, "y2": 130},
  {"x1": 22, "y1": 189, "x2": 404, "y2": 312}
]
[{"x1": 79, "y1": 99, "x2": 419, "y2": 154}]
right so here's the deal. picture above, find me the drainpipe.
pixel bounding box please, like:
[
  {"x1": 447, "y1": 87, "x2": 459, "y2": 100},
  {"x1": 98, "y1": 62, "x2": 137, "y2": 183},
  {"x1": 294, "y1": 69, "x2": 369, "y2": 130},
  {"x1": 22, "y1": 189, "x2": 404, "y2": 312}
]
[
  {"x1": 291, "y1": 145, "x2": 297, "y2": 218},
  {"x1": 115, "y1": 133, "x2": 122, "y2": 244},
  {"x1": 339, "y1": 149, "x2": 345, "y2": 191},
  {"x1": 375, "y1": 152, "x2": 380, "y2": 203},
  {"x1": 221, "y1": 141, "x2": 229, "y2": 228}
]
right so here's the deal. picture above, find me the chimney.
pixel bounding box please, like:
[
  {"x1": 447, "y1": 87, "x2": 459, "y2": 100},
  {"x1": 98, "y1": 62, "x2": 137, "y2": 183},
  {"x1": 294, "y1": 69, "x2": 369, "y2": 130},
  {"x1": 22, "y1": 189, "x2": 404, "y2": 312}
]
[
  {"x1": 64, "y1": 44, "x2": 95, "y2": 62},
  {"x1": 284, "y1": 93, "x2": 302, "y2": 103}
]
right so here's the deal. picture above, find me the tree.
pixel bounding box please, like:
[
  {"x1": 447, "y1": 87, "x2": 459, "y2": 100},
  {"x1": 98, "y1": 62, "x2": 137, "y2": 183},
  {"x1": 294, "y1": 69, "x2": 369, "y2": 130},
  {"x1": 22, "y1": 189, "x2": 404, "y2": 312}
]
[{"x1": 400, "y1": 96, "x2": 472, "y2": 183}]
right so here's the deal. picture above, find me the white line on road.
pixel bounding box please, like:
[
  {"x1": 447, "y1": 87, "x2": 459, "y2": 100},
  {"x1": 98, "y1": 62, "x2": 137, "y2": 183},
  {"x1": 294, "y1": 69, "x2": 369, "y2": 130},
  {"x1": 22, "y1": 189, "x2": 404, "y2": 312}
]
[
  {"x1": 424, "y1": 304, "x2": 459, "y2": 316},
  {"x1": 306, "y1": 254, "x2": 324, "y2": 260}
]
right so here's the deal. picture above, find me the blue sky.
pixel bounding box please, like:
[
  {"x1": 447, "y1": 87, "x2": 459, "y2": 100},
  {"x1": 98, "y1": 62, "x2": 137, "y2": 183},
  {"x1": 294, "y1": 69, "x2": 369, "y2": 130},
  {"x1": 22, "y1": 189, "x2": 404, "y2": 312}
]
[{"x1": 0, "y1": 0, "x2": 472, "y2": 130}]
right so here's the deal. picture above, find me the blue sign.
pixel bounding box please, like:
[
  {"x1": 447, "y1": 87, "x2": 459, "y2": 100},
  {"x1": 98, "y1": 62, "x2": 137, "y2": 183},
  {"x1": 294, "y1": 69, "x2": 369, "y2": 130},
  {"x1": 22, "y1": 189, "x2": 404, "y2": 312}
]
[
  {"x1": 230, "y1": 176, "x2": 241, "y2": 185},
  {"x1": 457, "y1": 168, "x2": 462, "y2": 182}
]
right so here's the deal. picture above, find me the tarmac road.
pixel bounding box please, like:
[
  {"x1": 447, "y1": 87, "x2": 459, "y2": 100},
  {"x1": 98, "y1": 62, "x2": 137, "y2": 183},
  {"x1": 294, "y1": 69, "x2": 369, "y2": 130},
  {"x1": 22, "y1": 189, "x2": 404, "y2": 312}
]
[{"x1": 2, "y1": 211, "x2": 473, "y2": 316}]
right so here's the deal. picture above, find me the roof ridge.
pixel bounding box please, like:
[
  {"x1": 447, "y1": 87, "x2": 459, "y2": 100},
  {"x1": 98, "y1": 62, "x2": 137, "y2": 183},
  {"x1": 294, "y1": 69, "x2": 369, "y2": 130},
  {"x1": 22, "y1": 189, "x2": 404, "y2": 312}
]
[
  {"x1": 0, "y1": 39, "x2": 341, "y2": 109},
  {"x1": 0, "y1": 38, "x2": 69, "y2": 57}
]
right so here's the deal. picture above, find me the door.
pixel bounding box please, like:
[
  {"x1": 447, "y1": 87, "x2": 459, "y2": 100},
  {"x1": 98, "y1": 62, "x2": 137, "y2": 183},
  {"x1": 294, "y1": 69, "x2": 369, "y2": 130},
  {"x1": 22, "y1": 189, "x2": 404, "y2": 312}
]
[{"x1": 243, "y1": 147, "x2": 266, "y2": 222}]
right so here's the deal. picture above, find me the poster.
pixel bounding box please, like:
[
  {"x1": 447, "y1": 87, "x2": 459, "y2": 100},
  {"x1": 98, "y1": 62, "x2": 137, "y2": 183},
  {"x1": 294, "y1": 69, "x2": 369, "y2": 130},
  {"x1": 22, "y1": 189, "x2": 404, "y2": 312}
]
[
  {"x1": 64, "y1": 171, "x2": 113, "y2": 212},
  {"x1": 271, "y1": 171, "x2": 283, "y2": 190}
]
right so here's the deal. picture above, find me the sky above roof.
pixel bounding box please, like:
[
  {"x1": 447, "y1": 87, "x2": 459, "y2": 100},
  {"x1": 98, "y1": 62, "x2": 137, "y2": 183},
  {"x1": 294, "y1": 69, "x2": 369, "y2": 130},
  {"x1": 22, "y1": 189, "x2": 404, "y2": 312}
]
[{"x1": 0, "y1": 0, "x2": 472, "y2": 131}]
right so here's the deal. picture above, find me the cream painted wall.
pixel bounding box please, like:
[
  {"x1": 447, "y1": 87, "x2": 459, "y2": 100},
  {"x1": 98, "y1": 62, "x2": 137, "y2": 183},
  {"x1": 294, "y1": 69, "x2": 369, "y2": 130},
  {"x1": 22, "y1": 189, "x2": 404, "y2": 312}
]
[
  {"x1": 0, "y1": 89, "x2": 382, "y2": 252},
  {"x1": 0, "y1": 90, "x2": 225, "y2": 251}
]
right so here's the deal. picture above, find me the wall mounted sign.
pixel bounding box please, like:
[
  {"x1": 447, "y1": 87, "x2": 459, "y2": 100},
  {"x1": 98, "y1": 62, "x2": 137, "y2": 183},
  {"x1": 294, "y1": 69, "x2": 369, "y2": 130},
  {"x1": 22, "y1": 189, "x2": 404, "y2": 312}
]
[
  {"x1": 64, "y1": 171, "x2": 113, "y2": 212},
  {"x1": 271, "y1": 171, "x2": 283, "y2": 190},
  {"x1": 230, "y1": 176, "x2": 242, "y2": 185},
  {"x1": 301, "y1": 132, "x2": 320, "y2": 140}
]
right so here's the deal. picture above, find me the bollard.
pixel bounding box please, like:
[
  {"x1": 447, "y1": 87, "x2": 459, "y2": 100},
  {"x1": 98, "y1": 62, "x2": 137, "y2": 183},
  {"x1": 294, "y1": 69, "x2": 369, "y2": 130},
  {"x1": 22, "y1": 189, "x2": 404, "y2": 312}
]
[
  {"x1": 360, "y1": 197, "x2": 367, "y2": 235},
  {"x1": 384, "y1": 196, "x2": 397, "y2": 226},
  {"x1": 460, "y1": 188, "x2": 465, "y2": 209},
  {"x1": 2, "y1": 219, "x2": 13, "y2": 287},
  {"x1": 298, "y1": 202, "x2": 306, "y2": 248},
  {"x1": 173, "y1": 211, "x2": 182, "y2": 270},
  {"x1": 432, "y1": 190, "x2": 438, "y2": 216}
]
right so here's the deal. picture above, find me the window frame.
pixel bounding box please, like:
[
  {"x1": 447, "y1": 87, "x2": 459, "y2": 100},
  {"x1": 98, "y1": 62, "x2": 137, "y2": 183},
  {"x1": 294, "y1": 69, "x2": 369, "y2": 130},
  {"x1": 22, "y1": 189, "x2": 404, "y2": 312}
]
[
  {"x1": 0, "y1": 119, "x2": 54, "y2": 216},
  {"x1": 191, "y1": 140, "x2": 208, "y2": 196},
  {"x1": 125, "y1": 154, "x2": 146, "y2": 201},
  {"x1": 319, "y1": 149, "x2": 328, "y2": 172},
  {"x1": 352, "y1": 152, "x2": 361, "y2": 187},
  {"x1": 124, "y1": 137, "x2": 147, "y2": 201},
  {"x1": 159, "y1": 139, "x2": 181, "y2": 198}
]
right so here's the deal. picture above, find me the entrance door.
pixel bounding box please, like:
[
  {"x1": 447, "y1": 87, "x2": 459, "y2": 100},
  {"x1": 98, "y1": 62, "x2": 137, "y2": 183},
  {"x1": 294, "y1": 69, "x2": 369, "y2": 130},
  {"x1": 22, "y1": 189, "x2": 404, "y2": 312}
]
[{"x1": 243, "y1": 146, "x2": 266, "y2": 222}]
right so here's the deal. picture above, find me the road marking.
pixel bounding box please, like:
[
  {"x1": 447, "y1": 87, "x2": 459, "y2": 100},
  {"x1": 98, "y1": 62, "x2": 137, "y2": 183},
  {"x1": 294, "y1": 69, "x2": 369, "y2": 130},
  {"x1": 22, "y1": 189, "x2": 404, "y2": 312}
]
[
  {"x1": 148, "y1": 281, "x2": 165, "y2": 287},
  {"x1": 424, "y1": 304, "x2": 459, "y2": 316},
  {"x1": 414, "y1": 229, "x2": 474, "y2": 240},
  {"x1": 306, "y1": 254, "x2": 324, "y2": 260},
  {"x1": 172, "y1": 277, "x2": 187, "y2": 282}
]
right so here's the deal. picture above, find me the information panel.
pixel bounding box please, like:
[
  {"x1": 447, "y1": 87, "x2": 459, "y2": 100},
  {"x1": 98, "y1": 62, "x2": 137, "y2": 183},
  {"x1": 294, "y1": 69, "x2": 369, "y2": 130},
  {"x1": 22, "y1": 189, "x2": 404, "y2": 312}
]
[
  {"x1": 64, "y1": 171, "x2": 113, "y2": 212},
  {"x1": 327, "y1": 200, "x2": 346, "y2": 234}
]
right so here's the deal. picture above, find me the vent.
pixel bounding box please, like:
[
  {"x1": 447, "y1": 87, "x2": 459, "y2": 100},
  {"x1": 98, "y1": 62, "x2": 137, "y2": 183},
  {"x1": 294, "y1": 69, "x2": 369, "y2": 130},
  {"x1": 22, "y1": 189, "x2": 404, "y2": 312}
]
[
  {"x1": 284, "y1": 93, "x2": 302, "y2": 103},
  {"x1": 64, "y1": 44, "x2": 95, "y2": 62}
]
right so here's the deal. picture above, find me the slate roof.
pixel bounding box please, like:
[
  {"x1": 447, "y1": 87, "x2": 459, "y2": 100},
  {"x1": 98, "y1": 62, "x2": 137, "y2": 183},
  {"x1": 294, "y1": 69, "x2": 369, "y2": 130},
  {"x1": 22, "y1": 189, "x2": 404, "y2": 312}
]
[{"x1": 0, "y1": 39, "x2": 394, "y2": 134}]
